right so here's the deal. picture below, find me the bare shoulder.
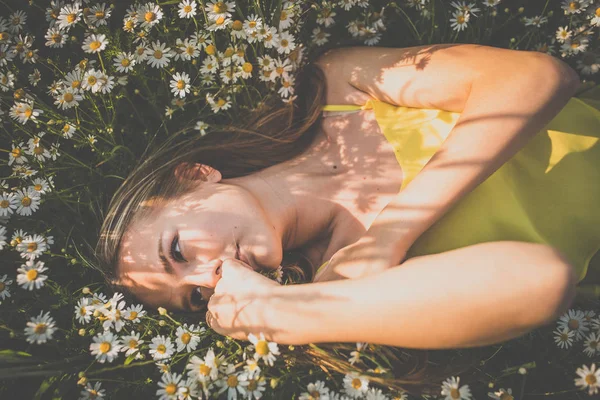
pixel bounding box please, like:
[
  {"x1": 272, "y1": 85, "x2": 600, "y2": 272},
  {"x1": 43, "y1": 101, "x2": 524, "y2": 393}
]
[{"x1": 313, "y1": 47, "x2": 374, "y2": 107}]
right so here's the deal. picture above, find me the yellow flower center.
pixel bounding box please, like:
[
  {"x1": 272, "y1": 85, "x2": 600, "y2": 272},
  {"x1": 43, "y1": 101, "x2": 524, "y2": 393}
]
[
  {"x1": 457, "y1": 15, "x2": 465, "y2": 23},
  {"x1": 11, "y1": 148, "x2": 21, "y2": 158},
  {"x1": 128, "y1": 311, "x2": 138, "y2": 320},
  {"x1": 589, "y1": 340, "x2": 598, "y2": 349},
  {"x1": 351, "y1": 378, "x2": 362, "y2": 389},
  {"x1": 242, "y1": 62, "x2": 253, "y2": 73},
  {"x1": 125, "y1": 20, "x2": 135, "y2": 30},
  {"x1": 309, "y1": 391, "x2": 321, "y2": 399},
  {"x1": 586, "y1": 374, "x2": 597, "y2": 385},
  {"x1": 248, "y1": 21, "x2": 256, "y2": 28},
  {"x1": 247, "y1": 379, "x2": 258, "y2": 391},
  {"x1": 213, "y1": 2, "x2": 227, "y2": 13},
  {"x1": 0, "y1": 282, "x2": 5, "y2": 291},
  {"x1": 499, "y1": 394, "x2": 513, "y2": 400},
  {"x1": 0, "y1": 200, "x2": 8, "y2": 208},
  {"x1": 66, "y1": 13, "x2": 77, "y2": 23},
  {"x1": 165, "y1": 383, "x2": 177, "y2": 395},
  {"x1": 51, "y1": 33, "x2": 62, "y2": 43},
  {"x1": 571, "y1": 41, "x2": 580, "y2": 49},
  {"x1": 87, "y1": 76, "x2": 97, "y2": 85},
  {"x1": 263, "y1": 70, "x2": 271, "y2": 78},
  {"x1": 89, "y1": 41, "x2": 101, "y2": 51},
  {"x1": 21, "y1": 197, "x2": 32, "y2": 207},
  {"x1": 181, "y1": 332, "x2": 191, "y2": 344},
  {"x1": 99, "y1": 342, "x2": 111, "y2": 353},
  {"x1": 217, "y1": 98, "x2": 226, "y2": 106},
  {"x1": 156, "y1": 344, "x2": 167, "y2": 354},
  {"x1": 568, "y1": 319, "x2": 579, "y2": 329},
  {"x1": 127, "y1": 339, "x2": 138, "y2": 349},
  {"x1": 63, "y1": 124, "x2": 71, "y2": 133},
  {"x1": 33, "y1": 146, "x2": 44, "y2": 155},
  {"x1": 224, "y1": 47, "x2": 234, "y2": 57},
  {"x1": 283, "y1": 81, "x2": 290, "y2": 88},
  {"x1": 24, "y1": 108, "x2": 33, "y2": 118},
  {"x1": 280, "y1": 11, "x2": 288, "y2": 21},
  {"x1": 205, "y1": 44, "x2": 216, "y2": 55},
  {"x1": 255, "y1": 340, "x2": 269, "y2": 355},
  {"x1": 145, "y1": 12, "x2": 156, "y2": 22},
  {"x1": 79, "y1": 307, "x2": 87, "y2": 315},
  {"x1": 280, "y1": 39, "x2": 288, "y2": 47},
  {"x1": 64, "y1": 93, "x2": 74, "y2": 102},
  {"x1": 232, "y1": 20, "x2": 243, "y2": 30},
  {"x1": 26, "y1": 270, "x2": 38, "y2": 281},
  {"x1": 177, "y1": 80, "x2": 186, "y2": 90},
  {"x1": 227, "y1": 375, "x2": 238, "y2": 387},
  {"x1": 121, "y1": 58, "x2": 130, "y2": 67},
  {"x1": 95, "y1": 11, "x2": 105, "y2": 19},
  {"x1": 216, "y1": 16, "x2": 225, "y2": 25},
  {"x1": 34, "y1": 324, "x2": 47, "y2": 334},
  {"x1": 199, "y1": 364, "x2": 211, "y2": 376},
  {"x1": 450, "y1": 388, "x2": 460, "y2": 399},
  {"x1": 71, "y1": 80, "x2": 81, "y2": 89},
  {"x1": 186, "y1": 46, "x2": 195, "y2": 55},
  {"x1": 154, "y1": 50, "x2": 163, "y2": 59},
  {"x1": 569, "y1": 2, "x2": 579, "y2": 11},
  {"x1": 596, "y1": 7, "x2": 600, "y2": 17},
  {"x1": 184, "y1": 5, "x2": 192, "y2": 13}
]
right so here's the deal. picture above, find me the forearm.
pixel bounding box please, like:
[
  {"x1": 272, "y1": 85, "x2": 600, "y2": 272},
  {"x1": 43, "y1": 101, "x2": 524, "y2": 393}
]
[
  {"x1": 267, "y1": 245, "x2": 568, "y2": 348},
  {"x1": 368, "y1": 56, "x2": 581, "y2": 251}
]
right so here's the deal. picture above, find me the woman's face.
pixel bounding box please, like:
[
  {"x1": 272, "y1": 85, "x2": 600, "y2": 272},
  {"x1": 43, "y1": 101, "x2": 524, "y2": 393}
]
[{"x1": 116, "y1": 180, "x2": 283, "y2": 311}]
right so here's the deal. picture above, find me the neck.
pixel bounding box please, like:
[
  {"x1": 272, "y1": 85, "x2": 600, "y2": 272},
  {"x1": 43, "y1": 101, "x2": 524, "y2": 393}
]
[{"x1": 223, "y1": 131, "x2": 342, "y2": 251}]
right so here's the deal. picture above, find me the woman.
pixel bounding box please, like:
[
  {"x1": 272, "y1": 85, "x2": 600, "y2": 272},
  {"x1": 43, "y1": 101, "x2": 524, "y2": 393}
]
[{"x1": 96, "y1": 44, "x2": 600, "y2": 350}]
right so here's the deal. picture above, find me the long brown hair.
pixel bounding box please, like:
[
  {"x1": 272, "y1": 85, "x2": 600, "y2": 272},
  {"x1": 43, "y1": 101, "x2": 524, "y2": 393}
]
[{"x1": 94, "y1": 59, "x2": 482, "y2": 397}]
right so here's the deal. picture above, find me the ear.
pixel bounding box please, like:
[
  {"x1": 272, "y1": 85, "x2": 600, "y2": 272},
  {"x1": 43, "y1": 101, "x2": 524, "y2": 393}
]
[{"x1": 173, "y1": 162, "x2": 222, "y2": 183}]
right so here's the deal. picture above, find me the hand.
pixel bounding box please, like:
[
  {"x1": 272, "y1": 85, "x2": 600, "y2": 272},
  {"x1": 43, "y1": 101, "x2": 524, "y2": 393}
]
[
  {"x1": 313, "y1": 233, "x2": 409, "y2": 283},
  {"x1": 206, "y1": 258, "x2": 281, "y2": 341}
]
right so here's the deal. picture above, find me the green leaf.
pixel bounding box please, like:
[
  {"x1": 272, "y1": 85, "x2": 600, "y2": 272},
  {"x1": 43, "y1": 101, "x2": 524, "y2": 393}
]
[
  {"x1": 124, "y1": 353, "x2": 137, "y2": 366},
  {"x1": 0, "y1": 349, "x2": 37, "y2": 365},
  {"x1": 34, "y1": 376, "x2": 58, "y2": 400}
]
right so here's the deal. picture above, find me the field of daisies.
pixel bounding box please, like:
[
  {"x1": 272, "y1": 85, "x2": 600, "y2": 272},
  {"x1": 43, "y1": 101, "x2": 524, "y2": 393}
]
[{"x1": 1, "y1": 0, "x2": 600, "y2": 399}]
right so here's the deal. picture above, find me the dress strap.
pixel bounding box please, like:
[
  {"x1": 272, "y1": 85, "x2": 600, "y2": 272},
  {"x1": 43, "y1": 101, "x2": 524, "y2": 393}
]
[{"x1": 321, "y1": 99, "x2": 375, "y2": 112}]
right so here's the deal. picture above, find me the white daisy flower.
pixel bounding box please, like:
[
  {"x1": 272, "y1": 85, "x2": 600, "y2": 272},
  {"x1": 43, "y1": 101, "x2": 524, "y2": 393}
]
[
  {"x1": 62, "y1": 123, "x2": 76, "y2": 139},
  {"x1": 16, "y1": 233, "x2": 47, "y2": 259},
  {"x1": 194, "y1": 120, "x2": 209, "y2": 136},
  {"x1": 200, "y1": 56, "x2": 219, "y2": 75},
  {"x1": 348, "y1": 342, "x2": 367, "y2": 365},
  {"x1": 74, "y1": 297, "x2": 92, "y2": 324},
  {"x1": 123, "y1": 303, "x2": 146, "y2": 323},
  {"x1": 192, "y1": 31, "x2": 212, "y2": 50},
  {"x1": 97, "y1": 72, "x2": 115, "y2": 95},
  {"x1": 278, "y1": 75, "x2": 295, "y2": 98},
  {"x1": 120, "y1": 331, "x2": 144, "y2": 357},
  {"x1": 81, "y1": 69, "x2": 102, "y2": 93},
  {"x1": 63, "y1": 69, "x2": 84, "y2": 93},
  {"x1": 174, "y1": 38, "x2": 200, "y2": 61},
  {"x1": 177, "y1": 376, "x2": 200, "y2": 400},
  {"x1": 178, "y1": 0, "x2": 197, "y2": 19},
  {"x1": 44, "y1": 27, "x2": 67, "y2": 48},
  {"x1": 145, "y1": 41, "x2": 173, "y2": 69},
  {"x1": 29, "y1": 178, "x2": 51, "y2": 196},
  {"x1": 82, "y1": 33, "x2": 108, "y2": 54},
  {"x1": 574, "y1": 363, "x2": 600, "y2": 396},
  {"x1": 57, "y1": 3, "x2": 82, "y2": 31},
  {"x1": 149, "y1": 335, "x2": 175, "y2": 361},
  {"x1": 14, "y1": 188, "x2": 41, "y2": 217},
  {"x1": 206, "y1": 94, "x2": 232, "y2": 113},
  {"x1": 17, "y1": 259, "x2": 48, "y2": 290},
  {"x1": 248, "y1": 332, "x2": 279, "y2": 367},
  {"x1": 132, "y1": 45, "x2": 149, "y2": 63},
  {"x1": 200, "y1": 73, "x2": 215, "y2": 86},
  {"x1": 117, "y1": 75, "x2": 128, "y2": 86},
  {"x1": 170, "y1": 72, "x2": 191, "y2": 98},
  {"x1": 238, "y1": 372, "x2": 266, "y2": 400},
  {"x1": 524, "y1": 15, "x2": 548, "y2": 28},
  {"x1": 207, "y1": 15, "x2": 232, "y2": 31},
  {"x1": 54, "y1": 88, "x2": 83, "y2": 110},
  {"x1": 8, "y1": 142, "x2": 27, "y2": 165},
  {"x1": 138, "y1": 3, "x2": 163, "y2": 29},
  {"x1": 100, "y1": 299, "x2": 126, "y2": 332},
  {"x1": 186, "y1": 348, "x2": 223, "y2": 383},
  {"x1": 230, "y1": 19, "x2": 246, "y2": 40},
  {"x1": 440, "y1": 376, "x2": 472, "y2": 400},
  {"x1": 205, "y1": 0, "x2": 236, "y2": 21},
  {"x1": 113, "y1": 52, "x2": 136, "y2": 73},
  {"x1": 450, "y1": 10, "x2": 470, "y2": 32},
  {"x1": 87, "y1": 3, "x2": 111, "y2": 27},
  {"x1": 0, "y1": 274, "x2": 12, "y2": 300},
  {"x1": 363, "y1": 27, "x2": 382, "y2": 46},
  {"x1": 11, "y1": 229, "x2": 28, "y2": 246},
  {"x1": 589, "y1": 5, "x2": 600, "y2": 26},
  {"x1": 276, "y1": 31, "x2": 296, "y2": 55},
  {"x1": 8, "y1": 10, "x2": 27, "y2": 33},
  {"x1": 482, "y1": 0, "x2": 501, "y2": 7},
  {"x1": 278, "y1": 4, "x2": 295, "y2": 31},
  {"x1": 0, "y1": 70, "x2": 15, "y2": 92},
  {"x1": 175, "y1": 324, "x2": 201, "y2": 352},
  {"x1": 9, "y1": 101, "x2": 43, "y2": 125},
  {"x1": 215, "y1": 363, "x2": 249, "y2": 399},
  {"x1": 24, "y1": 310, "x2": 56, "y2": 344},
  {"x1": 270, "y1": 57, "x2": 293, "y2": 81},
  {"x1": 365, "y1": 387, "x2": 388, "y2": 400},
  {"x1": 557, "y1": 309, "x2": 590, "y2": 341},
  {"x1": 242, "y1": 357, "x2": 261, "y2": 379},
  {"x1": 28, "y1": 69, "x2": 41, "y2": 87},
  {"x1": 157, "y1": 371, "x2": 183, "y2": 400},
  {"x1": 562, "y1": 0, "x2": 589, "y2": 15},
  {"x1": 487, "y1": 387, "x2": 513, "y2": 400},
  {"x1": 90, "y1": 331, "x2": 121, "y2": 363},
  {"x1": 312, "y1": 26, "x2": 330, "y2": 46},
  {"x1": 243, "y1": 13, "x2": 263, "y2": 34},
  {"x1": 316, "y1": 3, "x2": 337, "y2": 27},
  {"x1": 343, "y1": 371, "x2": 370, "y2": 398},
  {"x1": 45, "y1": 1, "x2": 64, "y2": 26},
  {"x1": 80, "y1": 382, "x2": 106, "y2": 400},
  {"x1": 299, "y1": 380, "x2": 331, "y2": 400},
  {"x1": 25, "y1": 143, "x2": 51, "y2": 164},
  {"x1": 450, "y1": 1, "x2": 481, "y2": 16},
  {"x1": 583, "y1": 332, "x2": 600, "y2": 357}
]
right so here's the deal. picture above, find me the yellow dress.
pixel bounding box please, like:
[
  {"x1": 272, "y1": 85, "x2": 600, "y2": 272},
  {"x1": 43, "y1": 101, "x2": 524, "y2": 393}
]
[{"x1": 319, "y1": 84, "x2": 600, "y2": 299}]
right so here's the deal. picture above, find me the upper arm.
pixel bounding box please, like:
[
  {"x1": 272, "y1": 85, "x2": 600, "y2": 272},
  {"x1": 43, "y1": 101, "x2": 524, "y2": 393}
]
[{"x1": 314, "y1": 44, "x2": 572, "y2": 113}]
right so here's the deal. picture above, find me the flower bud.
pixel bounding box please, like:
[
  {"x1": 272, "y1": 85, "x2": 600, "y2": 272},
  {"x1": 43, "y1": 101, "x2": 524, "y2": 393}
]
[
  {"x1": 270, "y1": 378, "x2": 278, "y2": 389},
  {"x1": 77, "y1": 376, "x2": 87, "y2": 386},
  {"x1": 519, "y1": 367, "x2": 527, "y2": 375},
  {"x1": 82, "y1": 287, "x2": 91, "y2": 295},
  {"x1": 78, "y1": 371, "x2": 86, "y2": 378},
  {"x1": 158, "y1": 307, "x2": 167, "y2": 316},
  {"x1": 518, "y1": 7, "x2": 524, "y2": 13},
  {"x1": 159, "y1": 320, "x2": 166, "y2": 327},
  {"x1": 78, "y1": 329, "x2": 86, "y2": 336}
]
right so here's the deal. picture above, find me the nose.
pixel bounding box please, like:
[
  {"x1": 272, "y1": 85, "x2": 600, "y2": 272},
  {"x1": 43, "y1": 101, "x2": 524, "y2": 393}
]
[{"x1": 180, "y1": 258, "x2": 223, "y2": 289}]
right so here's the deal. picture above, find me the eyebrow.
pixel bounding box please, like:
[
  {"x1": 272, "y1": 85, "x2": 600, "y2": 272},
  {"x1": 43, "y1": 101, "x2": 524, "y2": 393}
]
[{"x1": 158, "y1": 231, "x2": 176, "y2": 276}]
